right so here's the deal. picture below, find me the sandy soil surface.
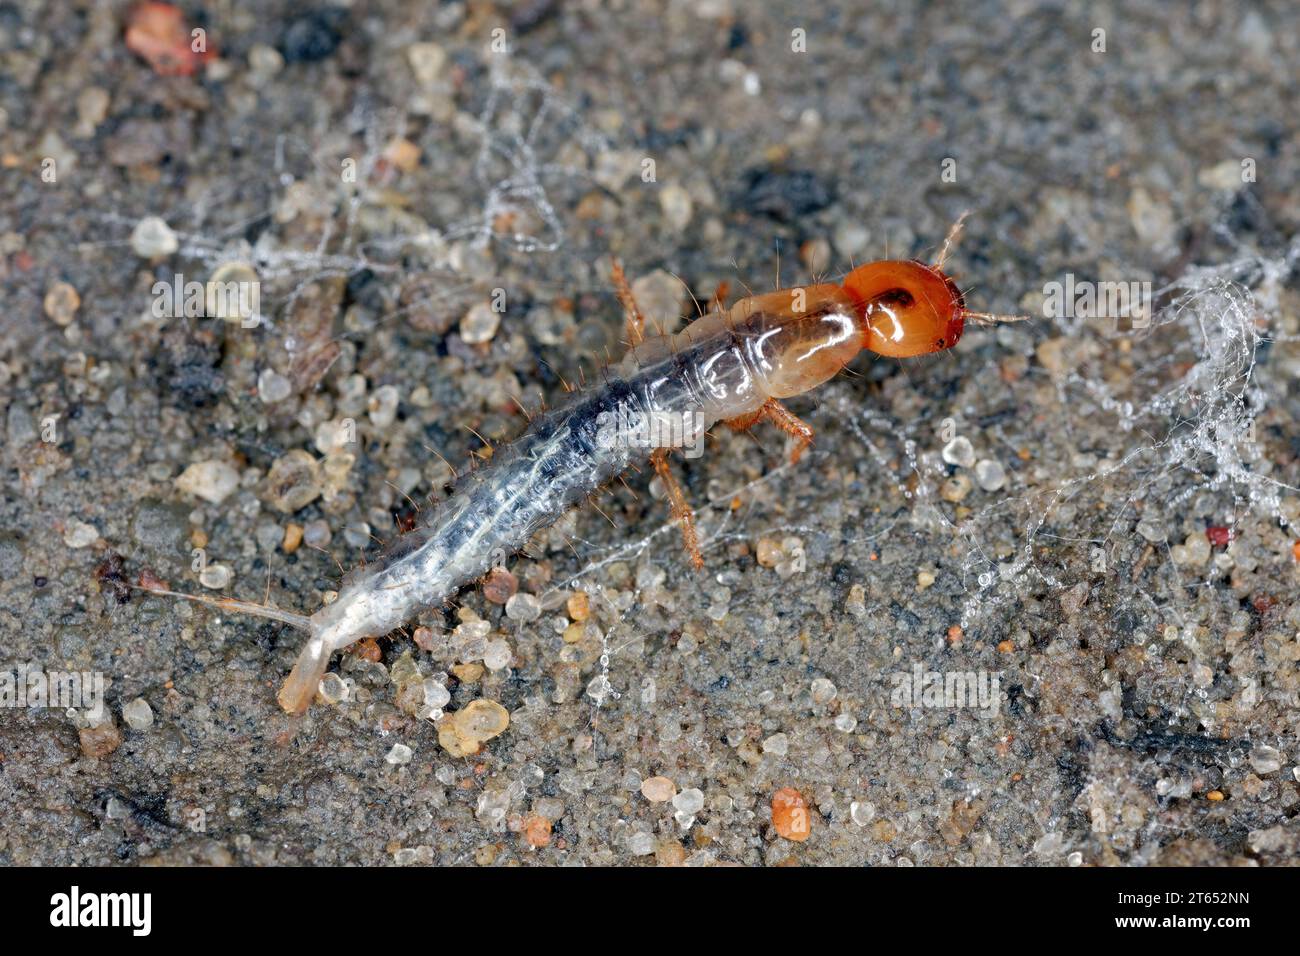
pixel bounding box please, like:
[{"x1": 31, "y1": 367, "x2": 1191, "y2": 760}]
[{"x1": 2, "y1": 0, "x2": 1298, "y2": 865}]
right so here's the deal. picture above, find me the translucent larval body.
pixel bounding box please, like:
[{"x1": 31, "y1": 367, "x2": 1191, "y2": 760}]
[
  {"x1": 278, "y1": 284, "x2": 866, "y2": 710},
  {"x1": 145, "y1": 250, "x2": 1010, "y2": 715}
]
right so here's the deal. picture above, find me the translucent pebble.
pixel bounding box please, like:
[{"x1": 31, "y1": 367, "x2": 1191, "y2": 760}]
[
  {"x1": 343, "y1": 521, "x2": 371, "y2": 548},
  {"x1": 460, "y1": 302, "x2": 500, "y2": 344},
  {"x1": 475, "y1": 788, "x2": 512, "y2": 824},
  {"x1": 314, "y1": 419, "x2": 355, "y2": 454},
  {"x1": 199, "y1": 564, "x2": 231, "y2": 589},
  {"x1": 122, "y1": 697, "x2": 154, "y2": 730},
  {"x1": 455, "y1": 619, "x2": 492, "y2": 641},
  {"x1": 175, "y1": 460, "x2": 240, "y2": 505},
  {"x1": 302, "y1": 519, "x2": 332, "y2": 548},
  {"x1": 635, "y1": 563, "x2": 666, "y2": 590},
  {"x1": 941, "y1": 436, "x2": 975, "y2": 468},
  {"x1": 1181, "y1": 532, "x2": 1211, "y2": 566},
  {"x1": 393, "y1": 848, "x2": 417, "y2": 866},
  {"x1": 423, "y1": 678, "x2": 450, "y2": 710},
  {"x1": 318, "y1": 672, "x2": 348, "y2": 704},
  {"x1": 130, "y1": 216, "x2": 178, "y2": 258},
  {"x1": 974, "y1": 458, "x2": 1007, "y2": 491},
  {"x1": 522, "y1": 764, "x2": 544, "y2": 788},
  {"x1": 63, "y1": 520, "x2": 99, "y2": 548},
  {"x1": 762, "y1": 732, "x2": 789, "y2": 756},
  {"x1": 106, "y1": 796, "x2": 131, "y2": 820},
  {"x1": 1067, "y1": 851, "x2": 1083, "y2": 867},
  {"x1": 367, "y1": 385, "x2": 399, "y2": 428},
  {"x1": 774, "y1": 537, "x2": 806, "y2": 578},
  {"x1": 850, "y1": 801, "x2": 875, "y2": 826},
  {"x1": 504, "y1": 592, "x2": 541, "y2": 622},
  {"x1": 534, "y1": 797, "x2": 564, "y2": 820},
  {"x1": 586, "y1": 674, "x2": 612, "y2": 704},
  {"x1": 247, "y1": 43, "x2": 283, "y2": 78},
  {"x1": 1136, "y1": 519, "x2": 1166, "y2": 543},
  {"x1": 811, "y1": 677, "x2": 837, "y2": 704},
  {"x1": 659, "y1": 184, "x2": 693, "y2": 232},
  {"x1": 1249, "y1": 745, "x2": 1283, "y2": 775},
  {"x1": 256, "y1": 369, "x2": 292, "y2": 403},
  {"x1": 386, "y1": 653, "x2": 418, "y2": 687},
  {"x1": 834, "y1": 713, "x2": 857, "y2": 733},
  {"x1": 673, "y1": 788, "x2": 705, "y2": 815},
  {"x1": 263, "y1": 450, "x2": 323, "y2": 512},
  {"x1": 627, "y1": 831, "x2": 655, "y2": 856},
  {"x1": 205, "y1": 262, "x2": 260, "y2": 323},
  {"x1": 385, "y1": 743, "x2": 413, "y2": 765},
  {"x1": 407, "y1": 41, "x2": 446, "y2": 85},
  {"x1": 483, "y1": 639, "x2": 512, "y2": 671},
  {"x1": 1033, "y1": 831, "x2": 1064, "y2": 857},
  {"x1": 251, "y1": 521, "x2": 280, "y2": 553}
]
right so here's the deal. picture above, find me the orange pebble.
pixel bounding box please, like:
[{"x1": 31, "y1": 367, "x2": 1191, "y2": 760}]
[
  {"x1": 354, "y1": 638, "x2": 382, "y2": 662},
  {"x1": 772, "y1": 787, "x2": 811, "y2": 842},
  {"x1": 482, "y1": 566, "x2": 517, "y2": 604},
  {"x1": 522, "y1": 814, "x2": 552, "y2": 849},
  {"x1": 566, "y1": 590, "x2": 590, "y2": 622}
]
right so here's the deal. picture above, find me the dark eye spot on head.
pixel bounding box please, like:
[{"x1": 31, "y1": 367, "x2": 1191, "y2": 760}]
[{"x1": 879, "y1": 288, "x2": 914, "y2": 309}]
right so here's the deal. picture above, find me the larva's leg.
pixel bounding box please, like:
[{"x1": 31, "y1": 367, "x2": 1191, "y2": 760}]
[
  {"x1": 722, "y1": 408, "x2": 764, "y2": 432},
  {"x1": 650, "y1": 448, "x2": 704, "y2": 571},
  {"x1": 759, "y1": 399, "x2": 815, "y2": 464},
  {"x1": 611, "y1": 259, "x2": 645, "y2": 347}
]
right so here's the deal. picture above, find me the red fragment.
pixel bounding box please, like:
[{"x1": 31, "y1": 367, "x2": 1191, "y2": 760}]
[
  {"x1": 138, "y1": 567, "x2": 169, "y2": 591},
  {"x1": 1205, "y1": 526, "x2": 1232, "y2": 548},
  {"x1": 125, "y1": 3, "x2": 214, "y2": 77}
]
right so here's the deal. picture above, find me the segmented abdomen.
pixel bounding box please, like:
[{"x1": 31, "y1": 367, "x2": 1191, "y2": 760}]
[{"x1": 315, "y1": 323, "x2": 766, "y2": 639}]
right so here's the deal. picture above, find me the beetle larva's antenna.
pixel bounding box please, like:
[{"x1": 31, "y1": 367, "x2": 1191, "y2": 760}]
[
  {"x1": 933, "y1": 210, "x2": 971, "y2": 271},
  {"x1": 960, "y1": 309, "x2": 1032, "y2": 327}
]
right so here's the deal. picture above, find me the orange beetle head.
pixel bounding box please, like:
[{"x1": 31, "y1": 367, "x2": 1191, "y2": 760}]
[{"x1": 842, "y1": 260, "x2": 966, "y2": 358}]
